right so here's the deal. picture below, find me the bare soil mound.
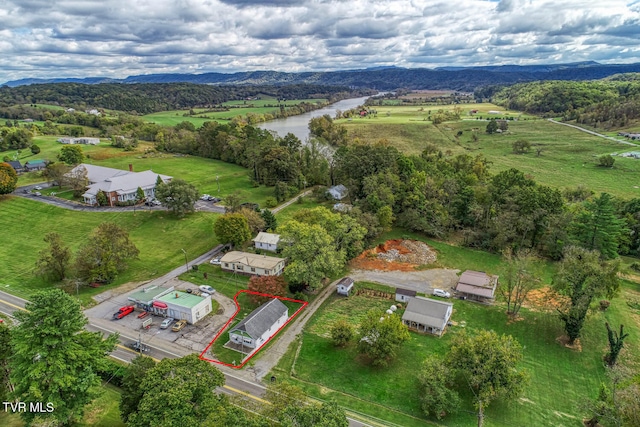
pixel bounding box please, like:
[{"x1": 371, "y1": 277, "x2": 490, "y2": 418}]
[
  {"x1": 350, "y1": 239, "x2": 437, "y2": 271},
  {"x1": 523, "y1": 286, "x2": 569, "y2": 312}
]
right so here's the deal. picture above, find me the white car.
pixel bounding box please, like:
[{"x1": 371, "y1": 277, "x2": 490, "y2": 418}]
[
  {"x1": 199, "y1": 285, "x2": 215, "y2": 294},
  {"x1": 160, "y1": 318, "x2": 174, "y2": 329},
  {"x1": 433, "y1": 288, "x2": 451, "y2": 298},
  {"x1": 209, "y1": 257, "x2": 221, "y2": 265},
  {"x1": 34, "y1": 185, "x2": 43, "y2": 190}
]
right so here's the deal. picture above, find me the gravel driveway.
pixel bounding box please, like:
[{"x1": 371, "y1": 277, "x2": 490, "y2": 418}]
[{"x1": 348, "y1": 268, "x2": 460, "y2": 294}]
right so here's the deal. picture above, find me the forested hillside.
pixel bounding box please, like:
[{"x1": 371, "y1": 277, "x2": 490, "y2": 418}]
[
  {"x1": 489, "y1": 74, "x2": 640, "y2": 128},
  {"x1": 0, "y1": 83, "x2": 371, "y2": 114}
]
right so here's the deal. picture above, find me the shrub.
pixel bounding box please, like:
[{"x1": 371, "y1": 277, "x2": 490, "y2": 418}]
[
  {"x1": 330, "y1": 319, "x2": 354, "y2": 347},
  {"x1": 599, "y1": 300, "x2": 611, "y2": 311},
  {"x1": 598, "y1": 154, "x2": 615, "y2": 168},
  {"x1": 629, "y1": 262, "x2": 640, "y2": 272},
  {"x1": 265, "y1": 197, "x2": 277, "y2": 208},
  {"x1": 293, "y1": 291, "x2": 308, "y2": 302}
]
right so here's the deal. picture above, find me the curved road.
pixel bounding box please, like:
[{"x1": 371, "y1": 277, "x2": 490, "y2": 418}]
[{"x1": 547, "y1": 118, "x2": 639, "y2": 147}]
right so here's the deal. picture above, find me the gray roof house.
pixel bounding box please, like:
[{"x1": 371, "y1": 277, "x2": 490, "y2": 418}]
[
  {"x1": 252, "y1": 232, "x2": 280, "y2": 252},
  {"x1": 24, "y1": 160, "x2": 48, "y2": 171},
  {"x1": 228, "y1": 299, "x2": 289, "y2": 350},
  {"x1": 455, "y1": 270, "x2": 498, "y2": 302},
  {"x1": 6, "y1": 161, "x2": 23, "y2": 173},
  {"x1": 69, "y1": 164, "x2": 171, "y2": 207},
  {"x1": 327, "y1": 184, "x2": 349, "y2": 200},
  {"x1": 402, "y1": 296, "x2": 453, "y2": 336}
]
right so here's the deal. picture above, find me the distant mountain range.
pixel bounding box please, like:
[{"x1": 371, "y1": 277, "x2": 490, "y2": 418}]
[{"x1": 4, "y1": 61, "x2": 640, "y2": 91}]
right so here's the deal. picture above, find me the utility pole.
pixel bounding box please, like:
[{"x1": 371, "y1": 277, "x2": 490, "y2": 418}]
[{"x1": 181, "y1": 248, "x2": 189, "y2": 272}]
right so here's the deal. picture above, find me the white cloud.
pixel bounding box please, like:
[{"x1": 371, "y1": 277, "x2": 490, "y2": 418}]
[{"x1": 0, "y1": 0, "x2": 639, "y2": 82}]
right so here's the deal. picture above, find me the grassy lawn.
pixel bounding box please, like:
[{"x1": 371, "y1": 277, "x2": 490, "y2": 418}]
[
  {"x1": 273, "y1": 287, "x2": 636, "y2": 427},
  {"x1": 0, "y1": 197, "x2": 219, "y2": 302},
  {"x1": 339, "y1": 104, "x2": 640, "y2": 199},
  {"x1": 0, "y1": 383, "x2": 125, "y2": 427}
]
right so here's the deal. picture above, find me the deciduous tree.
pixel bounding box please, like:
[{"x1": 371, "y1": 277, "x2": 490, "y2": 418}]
[
  {"x1": 43, "y1": 162, "x2": 71, "y2": 187},
  {"x1": 120, "y1": 356, "x2": 156, "y2": 424},
  {"x1": 279, "y1": 220, "x2": 344, "y2": 290},
  {"x1": 604, "y1": 323, "x2": 628, "y2": 367},
  {"x1": 554, "y1": 246, "x2": 620, "y2": 344},
  {"x1": 128, "y1": 354, "x2": 225, "y2": 427},
  {"x1": 35, "y1": 232, "x2": 71, "y2": 282},
  {"x1": 356, "y1": 309, "x2": 410, "y2": 367},
  {"x1": 448, "y1": 330, "x2": 528, "y2": 427},
  {"x1": 238, "y1": 207, "x2": 266, "y2": 234},
  {"x1": 500, "y1": 249, "x2": 539, "y2": 317},
  {"x1": 247, "y1": 276, "x2": 287, "y2": 305},
  {"x1": 75, "y1": 222, "x2": 140, "y2": 284},
  {"x1": 418, "y1": 356, "x2": 460, "y2": 420},
  {"x1": 330, "y1": 319, "x2": 354, "y2": 347},
  {"x1": 155, "y1": 178, "x2": 199, "y2": 217},
  {"x1": 0, "y1": 323, "x2": 12, "y2": 402},
  {"x1": 58, "y1": 144, "x2": 84, "y2": 165},
  {"x1": 11, "y1": 289, "x2": 118, "y2": 426},
  {"x1": 0, "y1": 162, "x2": 18, "y2": 195},
  {"x1": 214, "y1": 213, "x2": 251, "y2": 248}
]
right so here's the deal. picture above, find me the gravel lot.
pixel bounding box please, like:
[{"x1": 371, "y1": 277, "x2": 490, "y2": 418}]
[{"x1": 348, "y1": 268, "x2": 460, "y2": 294}]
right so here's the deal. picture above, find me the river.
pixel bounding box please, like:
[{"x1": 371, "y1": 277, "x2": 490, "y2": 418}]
[{"x1": 257, "y1": 95, "x2": 371, "y2": 142}]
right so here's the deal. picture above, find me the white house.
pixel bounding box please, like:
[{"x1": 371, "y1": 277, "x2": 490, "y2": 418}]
[
  {"x1": 336, "y1": 277, "x2": 354, "y2": 296},
  {"x1": 228, "y1": 299, "x2": 288, "y2": 349},
  {"x1": 401, "y1": 296, "x2": 453, "y2": 336},
  {"x1": 395, "y1": 288, "x2": 417, "y2": 303},
  {"x1": 252, "y1": 232, "x2": 280, "y2": 252},
  {"x1": 69, "y1": 164, "x2": 172, "y2": 206},
  {"x1": 220, "y1": 251, "x2": 286, "y2": 277}
]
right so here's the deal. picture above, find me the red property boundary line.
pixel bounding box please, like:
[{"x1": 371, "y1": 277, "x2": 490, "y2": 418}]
[{"x1": 199, "y1": 290, "x2": 307, "y2": 369}]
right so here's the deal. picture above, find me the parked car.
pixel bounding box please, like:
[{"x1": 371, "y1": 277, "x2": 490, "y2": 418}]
[
  {"x1": 172, "y1": 319, "x2": 187, "y2": 332},
  {"x1": 113, "y1": 305, "x2": 135, "y2": 320},
  {"x1": 432, "y1": 288, "x2": 451, "y2": 298},
  {"x1": 33, "y1": 192, "x2": 42, "y2": 196},
  {"x1": 211, "y1": 197, "x2": 221, "y2": 203},
  {"x1": 200, "y1": 194, "x2": 214, "y2": 201},
  {"x1": 33, "y1": 185, "x2": 42, "y2": 190},
  {"x1": 209, "y1": 257, "x2": 221, "y2": 265},
  {"x1": 199, "y1": 285, "x2": 215, "y2": 294},
  {"x1": 160, "y1": 318, "x2": 174, "y2": 329},
  {"x1": 145, "y1": 199, "x2": 161, "y2": 206}
]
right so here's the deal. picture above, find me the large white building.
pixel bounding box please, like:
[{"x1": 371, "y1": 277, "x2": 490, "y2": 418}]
[
  {"x1": 127, "y1": 286, "x2": 212, "y2": 325},
  {"x1": 69, "y1": 164, "x2": 172, "y2": 206}
]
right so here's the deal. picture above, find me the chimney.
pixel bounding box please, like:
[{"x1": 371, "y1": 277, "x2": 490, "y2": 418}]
[{"x1": 129, "y1": 163, "x2": 133, "y2": 172}]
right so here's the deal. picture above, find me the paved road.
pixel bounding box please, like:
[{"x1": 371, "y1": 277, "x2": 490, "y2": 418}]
[{"x1": 547, "y1": 119, "x2": 639, "y2": 147}]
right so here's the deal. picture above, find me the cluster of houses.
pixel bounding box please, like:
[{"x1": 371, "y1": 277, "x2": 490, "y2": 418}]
[
  {"x1": 6, "y1": 159, "x2": 48, "y2": 174},
  {"x1": 336, "y1": 270, "x2": 498, "y2": 337},
  {"x1": 57, "y1": 137, "x2": 100, "y2": 145},
  {"x1": 617, "y1": 132, "x2": 640, "y2": 140}
]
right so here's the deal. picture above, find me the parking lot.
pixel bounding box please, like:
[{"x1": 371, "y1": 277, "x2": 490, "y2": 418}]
[{"x1": 85, "y1": 277, "x2": 236, "y2": 353}]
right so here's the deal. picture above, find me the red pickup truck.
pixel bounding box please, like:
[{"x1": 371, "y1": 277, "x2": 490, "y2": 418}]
[{"x1": 113, "y1": 305, "x2": 135, "y2": 320}]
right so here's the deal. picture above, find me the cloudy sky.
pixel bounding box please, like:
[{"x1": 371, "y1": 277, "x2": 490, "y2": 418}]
[{"x1": 1, "y1": 0, "x2": 640, "y2": 83}]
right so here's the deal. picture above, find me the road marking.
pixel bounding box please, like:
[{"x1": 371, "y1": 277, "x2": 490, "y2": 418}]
[
  {"x1": 222, "y1": 385, "x2": 269, "y2": 404},
  {"x1": 0, "y1": 298, "x2": 28, "y2": 312}
]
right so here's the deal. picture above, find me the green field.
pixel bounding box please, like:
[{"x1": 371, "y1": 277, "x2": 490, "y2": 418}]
[
  {"x1": 0, "y1": 197, "x2": 219, "y2": 301},
  {"x1": 273, "y1": 283, "x2": 638, "y2": 427},
  {"x1": 339, "y1": 103, "x2": 640, "y2": 199},
  {"x1": 142, "y1": 97, "x2": 326, "y2": 127}
]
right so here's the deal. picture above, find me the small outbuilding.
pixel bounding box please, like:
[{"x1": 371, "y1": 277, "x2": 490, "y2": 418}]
[
  {"x1": 402, "y1": 296, "x2": 453, "y2": 336},
  {"x1": 327, "y1": 184, "x2": 349, "y2": 200},
  {"x1": 336, "y1": 277, "x2": 355, "y2": 296},
  {"x1": 395, "y1": 288, "x2": 417, "y2": 303},
  {"x1": 455, "y1": 270, "x2": 498, "y2": 302},
  {"x1": 6, "y1": 161, "x2": 23, "y2": 173},
  {"x1": 252, "y1": 232, "x2": 280, "y2": 252},
  {"x1": 228, "y1": 298, "x2": 288, "y2": 350}
]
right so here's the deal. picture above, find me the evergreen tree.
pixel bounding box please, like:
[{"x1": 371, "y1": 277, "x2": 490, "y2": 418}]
[
  {"x1": 261, "y1": 208, "x2": 278, "y2": 232},
  {"x1": 572, "y1": 193, "x2": 626, "y2": 259}
]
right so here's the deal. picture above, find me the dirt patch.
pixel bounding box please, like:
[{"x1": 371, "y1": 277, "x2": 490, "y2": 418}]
[
  {"x1": 523, "y1": 286, "x2": 569, "y2": 312},
  {"x1": 556, "y1": 335, "x2": 583, "y2": 352},
  {"x1": 350, "y1": 239, "x2": 437, "y2": 271}
]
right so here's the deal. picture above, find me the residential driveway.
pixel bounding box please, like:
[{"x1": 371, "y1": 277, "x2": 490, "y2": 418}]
[{"x1": 348, "y1": 268, "x2": 460, "y2": 294}]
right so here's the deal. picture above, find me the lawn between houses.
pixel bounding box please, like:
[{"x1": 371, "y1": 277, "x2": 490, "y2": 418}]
[
  {"x1": 0, "y1": 196, "x2": 219, "y2": 303},
  {"x1": 271, "y1": 282, "x2": 638, "y2": 427}
]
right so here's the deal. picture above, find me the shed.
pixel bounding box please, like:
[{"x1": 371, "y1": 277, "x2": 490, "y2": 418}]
[
  {"x1": 327, "y1": 184, "x2": 349, "y2": 200},
  {"x1": 228, "y1": 299, "x2": 288, "y2": 350},
  {"x1": 402, "y1": 296, "x2": 453, "y2": 336},
  {"x1": 395, "y1": 288, "x2": 417, "y2": 303},
  {"x1": 336, "y1": 277, "x2": 355, "y2": 296},
  {"x1": 252, "y1": 232, "x2": 280, "y2": 252},
  {"x1": 455, "y1": 270, "x2": 498, "y2": 302},
  {"x1": 6, "y1": 161, "x2": 23, "y2": 173}
]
